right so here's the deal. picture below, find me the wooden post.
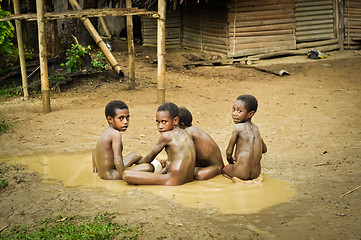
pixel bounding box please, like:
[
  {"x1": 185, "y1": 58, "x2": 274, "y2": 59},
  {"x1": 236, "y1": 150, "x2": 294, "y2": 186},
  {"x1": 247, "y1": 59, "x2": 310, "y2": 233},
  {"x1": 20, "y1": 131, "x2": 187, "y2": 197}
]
[
  {"x1": 36, "y1": 0, "x2": 51, "y2": 113},
  {"x1": 13, "y1": 0, "x2": 29, "y2": 100},
  {"x1": 338, "y1": 0, "x2": 345, "y2": 50},
  {"x1": 126, "y1": 0, "x2": 135, "y2": 90},
  {"x1": 157, "y1": 0, "x2": 166, "y2": 104},
  {"x1": 68, "y1": 0, "x2": 124, "y2": 76}
]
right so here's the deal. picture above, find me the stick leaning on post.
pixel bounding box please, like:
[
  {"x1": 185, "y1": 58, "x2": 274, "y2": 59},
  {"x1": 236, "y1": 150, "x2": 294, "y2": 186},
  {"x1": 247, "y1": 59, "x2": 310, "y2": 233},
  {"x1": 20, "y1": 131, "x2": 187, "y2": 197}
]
[{"x1": 68, "y1": 0, "x2": 124, "y2": 77}]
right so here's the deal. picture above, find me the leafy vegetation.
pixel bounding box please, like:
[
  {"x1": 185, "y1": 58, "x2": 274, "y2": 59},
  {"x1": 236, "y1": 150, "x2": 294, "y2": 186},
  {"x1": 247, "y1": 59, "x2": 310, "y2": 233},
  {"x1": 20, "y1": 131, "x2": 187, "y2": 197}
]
[
  {"x1": 0, "y1": 178, "x2": 8, "y2": 189},
  {"x1": 91, "y1": 51, "x2": 108, "y2": 72},
  {"x1": 61, "y1": 44, "x2": 91, "y2": 73},
  {"x1": 0, "y1": 1, "x2": 14, "y2": 55},
  {"x1": 4, "y1": 46, "x2": 36, "y2": 68},
  {"x1": 0, "y1": 114, "x2": 11, "y2": 134},
  {"x1": 49, "y1": 75, "x2": 65, "y2": 83},
  {"x1": 0, "y1": 84, "x2": 23, "y2": 98},
  {"x1": 0, "y1": 213, "x2": 139, "y2": 240}
]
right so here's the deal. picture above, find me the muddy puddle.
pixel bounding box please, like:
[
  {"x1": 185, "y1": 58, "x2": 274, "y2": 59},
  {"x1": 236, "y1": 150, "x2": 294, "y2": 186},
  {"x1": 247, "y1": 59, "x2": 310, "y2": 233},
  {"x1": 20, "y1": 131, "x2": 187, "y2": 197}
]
[{"x1": 1, "y1": 152, "x2": 294, "y2": 214}]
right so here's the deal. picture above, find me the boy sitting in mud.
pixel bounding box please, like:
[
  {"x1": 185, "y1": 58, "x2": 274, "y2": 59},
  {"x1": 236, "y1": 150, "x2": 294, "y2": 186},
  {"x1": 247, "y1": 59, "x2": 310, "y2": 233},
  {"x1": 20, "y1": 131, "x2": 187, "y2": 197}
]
[
  {"x1": 222, "y1": 95, "x2": 267, "y2": 183},
  {"x1": 92, "y1": 100, "x2": 142, "y2": 180},
  {"x1": 178, "y1": 107, "x2": 224, "y2": 180},
  {"x1": 122, "y1": 102, "x2": 196, "y2": 186}
]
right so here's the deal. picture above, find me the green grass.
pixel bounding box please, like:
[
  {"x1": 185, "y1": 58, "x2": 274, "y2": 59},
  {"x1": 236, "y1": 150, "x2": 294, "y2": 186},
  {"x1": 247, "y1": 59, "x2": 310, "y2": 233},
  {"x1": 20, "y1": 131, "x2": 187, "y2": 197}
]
[
  {"x1": 0, "y1": 213, "x2": 139, "y2": 240},
  {"x1": 0, "y1": 178, "x2": 8, "y2": 189},
  {"x1": 0, "y1": 115, "x2": 10, "y2": 134},
  {"x1": 0, "y1": 84, "x2": 22, "y2": 98}
]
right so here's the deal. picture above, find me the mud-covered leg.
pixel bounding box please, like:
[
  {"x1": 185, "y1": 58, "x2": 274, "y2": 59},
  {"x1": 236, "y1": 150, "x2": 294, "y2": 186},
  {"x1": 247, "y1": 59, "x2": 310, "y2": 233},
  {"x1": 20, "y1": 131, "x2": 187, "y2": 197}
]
[
  {"x1": 123, "y1": 152, "x2": 142, "y2": 168},
  {"x1": 126, "y1": 163, "x2": 154, "y2": 172},
  {"x1": 195, "y1": 166, "x2": 222, "y2": 181},
  {"x1": 221, "y1": 164, "x2": 234, "y2": 179}
]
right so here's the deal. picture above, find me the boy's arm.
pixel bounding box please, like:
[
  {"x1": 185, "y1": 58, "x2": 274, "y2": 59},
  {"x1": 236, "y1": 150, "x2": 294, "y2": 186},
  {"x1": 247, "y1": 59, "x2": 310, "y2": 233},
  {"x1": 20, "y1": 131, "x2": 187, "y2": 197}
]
[
  {"x1": 140, "y1": 134, "x2": 170, "y2": 163},
  {"x1": 226, "y1": 129, "x2": 238, "y2": 164},
  {"x1": 112, "y1": 132, "x2": 125, "y2": 176},
  {"x1": 262, "y1": 139, "x2": 267, "y2": 153}
]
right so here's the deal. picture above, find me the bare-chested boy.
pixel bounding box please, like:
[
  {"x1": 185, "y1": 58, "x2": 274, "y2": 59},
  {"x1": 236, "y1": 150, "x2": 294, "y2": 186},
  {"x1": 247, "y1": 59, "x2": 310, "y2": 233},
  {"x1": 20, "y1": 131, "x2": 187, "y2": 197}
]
[
  {"x1": 92, "y1": 100, "x2": 142, "y2": 180},
  {"x1": 122, "y1": 102, "x2": 196, "y2": 186},
  {"x1": 178, "y1": 107, "x2": 224, "y2": 180},
  {"x1": 222, "y1": 95, "x2": 267, "y2": 182}
]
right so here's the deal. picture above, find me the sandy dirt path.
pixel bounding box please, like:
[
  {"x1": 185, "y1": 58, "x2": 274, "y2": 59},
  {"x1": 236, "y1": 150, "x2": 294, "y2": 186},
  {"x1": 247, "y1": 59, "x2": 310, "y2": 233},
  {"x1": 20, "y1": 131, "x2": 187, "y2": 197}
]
[{"x1": 0, "y1": 48, "x2": 360, "y2": 239}]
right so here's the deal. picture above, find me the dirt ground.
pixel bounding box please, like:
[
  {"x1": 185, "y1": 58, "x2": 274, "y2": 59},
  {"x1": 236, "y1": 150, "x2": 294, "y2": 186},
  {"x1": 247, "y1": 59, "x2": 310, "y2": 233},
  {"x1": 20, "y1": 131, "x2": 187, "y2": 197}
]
[{"x1": 0, "y1": 44, "x2": 360, "y2": 239}]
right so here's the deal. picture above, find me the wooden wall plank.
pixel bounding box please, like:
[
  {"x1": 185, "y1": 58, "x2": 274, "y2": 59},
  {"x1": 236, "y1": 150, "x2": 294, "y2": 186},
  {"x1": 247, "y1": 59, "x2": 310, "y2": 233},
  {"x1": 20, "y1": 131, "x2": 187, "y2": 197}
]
[
  {"x1": 295, "y1": 0, "x2": 335, "y2": 43},
  {"x1": 227, "y1": 0, "x2": 295, "y2": 57},
  {"x1": 344, "y1": 0, "x2": 361, "y2": 47}
]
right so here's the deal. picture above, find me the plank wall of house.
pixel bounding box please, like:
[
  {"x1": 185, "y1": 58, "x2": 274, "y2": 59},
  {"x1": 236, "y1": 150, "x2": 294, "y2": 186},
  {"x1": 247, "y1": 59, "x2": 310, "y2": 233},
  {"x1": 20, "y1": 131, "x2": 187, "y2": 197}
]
[
  {"x1": 344, "y1": 0, "x2": 361, "y2": 49},
  {"x1": 140, "y1": 0, "x2": 360, "y2": 58}
]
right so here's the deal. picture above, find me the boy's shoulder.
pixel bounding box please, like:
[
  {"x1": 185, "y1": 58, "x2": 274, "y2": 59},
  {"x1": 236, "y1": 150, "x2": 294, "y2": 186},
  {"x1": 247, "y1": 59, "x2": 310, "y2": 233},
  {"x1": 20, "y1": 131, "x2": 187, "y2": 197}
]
[
  {"x1": 186, "y1": 126, "x2": 207, "y2": 137},
  {"x1": 234, "y1": 121, "x2": 260, "y2": 133},
  {"x1": 234, "y1": 121, "x2": 253, "y2": 130},
  {"x1": 102, "y1": 127, "x2": 121, "y2": 139},
  {"x1": 185, "y1": 125, "x2": 198, "y2": 134}
]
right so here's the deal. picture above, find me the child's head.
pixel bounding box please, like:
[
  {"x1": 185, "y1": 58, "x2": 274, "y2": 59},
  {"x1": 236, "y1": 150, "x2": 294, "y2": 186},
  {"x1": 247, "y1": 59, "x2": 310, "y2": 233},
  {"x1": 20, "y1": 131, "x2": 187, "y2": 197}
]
[
  {"x1": 105, "y1": 100, "x2": 130, "y2": 131},
  {"x1": 232, "y1": 95, "x2": 258, "y2": 123},
  {"x1": 178, "y1": 107, "x2": 193, "y2": 129},
  {"x1": 156, "y1": 102, "x2": 179, "y2": 132}
]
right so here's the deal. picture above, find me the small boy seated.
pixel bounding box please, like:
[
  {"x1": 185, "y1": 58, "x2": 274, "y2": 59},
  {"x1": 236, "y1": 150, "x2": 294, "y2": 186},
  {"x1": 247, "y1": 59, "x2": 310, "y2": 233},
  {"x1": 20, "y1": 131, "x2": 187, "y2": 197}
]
[
  {"x1": 92, "y1": 100, "x2": 142, "y2": 180},
  {"x1": 122, "y1": 102, "x2": 196, "y2": 186},
  {"x1": 222, "y1": 95, "x2": 267, "y2": 183},
  {"x1": 178, "y1": 107, "x2": 224, "y2": 180}
]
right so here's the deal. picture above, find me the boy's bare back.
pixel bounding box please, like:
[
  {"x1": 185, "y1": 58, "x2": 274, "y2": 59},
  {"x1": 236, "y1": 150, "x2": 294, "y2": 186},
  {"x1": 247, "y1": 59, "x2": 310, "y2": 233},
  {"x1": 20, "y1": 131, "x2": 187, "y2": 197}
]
[
  {"x1": 161, "y1": 127, "x2": 196, "y2": 184},
  {"x1": 229, "y1": 121, "x2": 264, "y2": 180},
  {"x1": 94, "y1": 127, "x2": 124, "y2": 180},
  {"x1": 185, "y1": 126, "x2": 224, "y2": 180}
]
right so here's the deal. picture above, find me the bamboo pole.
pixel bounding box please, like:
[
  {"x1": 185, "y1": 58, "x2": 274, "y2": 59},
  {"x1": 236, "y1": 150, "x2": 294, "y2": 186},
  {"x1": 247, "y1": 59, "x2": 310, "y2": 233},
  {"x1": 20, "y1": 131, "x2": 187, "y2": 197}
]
[
  {"x1": 13, "y1": 0, "x2": 29, "y2": 100},
  {"x1": 126, "y1": 0, "x2": 135, "y2": 90},
  {"x1": 36, "y1": 0, "x2": 50, "y2": 113},
  {"x1": 68, "y1": 0, "x2": 124, "y2": 76},
  {"x1": 0, "y1": 8, "x2": 159, "y2": 22},
  {"x1": 157, "y1": 0, "x2": 166, "y2": 104}
]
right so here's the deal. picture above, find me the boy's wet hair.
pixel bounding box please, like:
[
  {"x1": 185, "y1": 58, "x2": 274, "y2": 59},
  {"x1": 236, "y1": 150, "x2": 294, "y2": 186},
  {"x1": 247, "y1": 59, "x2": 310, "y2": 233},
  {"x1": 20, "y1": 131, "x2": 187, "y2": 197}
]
[
  {"x1": 157, "y1": 102, "x2": 179, "y2": 119},
  {"x1": 105, "y1": 100, "x2": 128, "y2": 118},
  {"x1": 178, "y1": 107, "x2": 193, "y2": 127},
  {"x1": 236, "y1": 95, "x2": 258, "y2": 112}
]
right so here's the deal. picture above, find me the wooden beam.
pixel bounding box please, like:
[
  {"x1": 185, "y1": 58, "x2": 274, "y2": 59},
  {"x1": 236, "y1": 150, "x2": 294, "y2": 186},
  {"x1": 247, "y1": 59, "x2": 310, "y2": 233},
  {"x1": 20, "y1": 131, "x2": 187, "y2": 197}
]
[
  {"x1": 157, "y1": 0, "x2": 166, "y2": 104},
  {"x1": 36, "y1": 0, "x2": 51, "y2": 113},
  {"x1": 13, "y1": 0, "x2": 29, "y2": 100},
  {"x1": 126, "y1": 0, "x2": 135, "y2": 90},
  {"x1": 0, "y1": 8, "x2": 159, "y2": 22}
]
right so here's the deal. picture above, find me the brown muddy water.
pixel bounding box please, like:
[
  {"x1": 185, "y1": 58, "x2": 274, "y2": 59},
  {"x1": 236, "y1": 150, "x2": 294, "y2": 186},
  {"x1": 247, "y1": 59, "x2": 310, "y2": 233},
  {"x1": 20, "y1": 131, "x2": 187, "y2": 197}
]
[{"x1": 1, "y1": 152, "x2": 294, "y2": 214}]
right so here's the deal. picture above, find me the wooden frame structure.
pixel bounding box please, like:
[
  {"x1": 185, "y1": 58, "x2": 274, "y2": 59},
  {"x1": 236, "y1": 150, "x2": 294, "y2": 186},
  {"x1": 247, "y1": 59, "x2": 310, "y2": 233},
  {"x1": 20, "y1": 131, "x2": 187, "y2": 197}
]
[{"x1": 1, "y1": 0, "x2": 166, "y2": 113}]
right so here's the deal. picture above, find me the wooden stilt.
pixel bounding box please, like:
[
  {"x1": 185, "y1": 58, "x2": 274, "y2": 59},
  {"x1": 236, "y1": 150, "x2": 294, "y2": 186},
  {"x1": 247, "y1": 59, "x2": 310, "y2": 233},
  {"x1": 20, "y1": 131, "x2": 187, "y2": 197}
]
[
  {"x1": 36, "y1": 0, "x2": 50, "y2": 113},
  {"x1": 68, "y1": 0, "x2": 124, "y2": 76},
  {"x1": 13, "y1": 0, "x2": 29, "y2": 100},
  {"x1": 157, "y1": 0, "x2": 166, "y2": 104},
  {"x1": 126, "y1": 0, "x2": 135, "y2": 90}
]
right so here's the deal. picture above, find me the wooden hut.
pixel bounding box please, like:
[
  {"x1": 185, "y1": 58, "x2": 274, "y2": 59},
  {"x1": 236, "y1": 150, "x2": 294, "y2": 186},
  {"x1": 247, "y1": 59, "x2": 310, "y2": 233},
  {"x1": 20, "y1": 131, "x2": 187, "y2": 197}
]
[{"x1": 141, "y1": 0, "x2": 361, "y2": 58}]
